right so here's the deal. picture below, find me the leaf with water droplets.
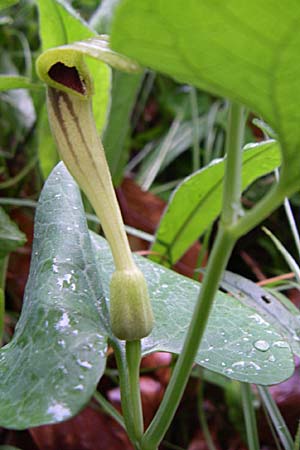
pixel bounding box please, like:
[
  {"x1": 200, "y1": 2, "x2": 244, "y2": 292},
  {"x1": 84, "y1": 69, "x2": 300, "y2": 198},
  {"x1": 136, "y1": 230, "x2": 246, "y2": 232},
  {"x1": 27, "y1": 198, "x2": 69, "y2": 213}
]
[
  {"x1": 91, "y1": 235, "x2": 294, "y2": 385},
  {"x1": 0, "y1": 163, "x2": 108, "y2": 429},
  {"x1": 220, "y1": 270, "x2": 300, "y2": 357}
]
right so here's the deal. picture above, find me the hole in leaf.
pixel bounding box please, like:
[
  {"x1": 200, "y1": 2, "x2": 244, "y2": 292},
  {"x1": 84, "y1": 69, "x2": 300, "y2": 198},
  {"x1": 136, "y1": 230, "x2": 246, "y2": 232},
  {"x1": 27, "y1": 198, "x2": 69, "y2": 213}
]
[
  {"x1": 219, "y1": 286, "x2": 229, "y2": 294},
  {"x1": 261, "y1": 295, "x2": 271, "y2": 304},
  {"x1": 48, "y1": 62, "x2": 86, "y2": 94}
]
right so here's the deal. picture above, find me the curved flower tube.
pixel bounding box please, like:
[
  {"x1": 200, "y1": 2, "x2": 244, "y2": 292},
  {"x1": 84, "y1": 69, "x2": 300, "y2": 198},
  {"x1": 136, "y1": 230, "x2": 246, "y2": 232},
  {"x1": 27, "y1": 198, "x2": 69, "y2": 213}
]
[{"x1": 36, "y1": 40, "x2": 153, "y2": 341}]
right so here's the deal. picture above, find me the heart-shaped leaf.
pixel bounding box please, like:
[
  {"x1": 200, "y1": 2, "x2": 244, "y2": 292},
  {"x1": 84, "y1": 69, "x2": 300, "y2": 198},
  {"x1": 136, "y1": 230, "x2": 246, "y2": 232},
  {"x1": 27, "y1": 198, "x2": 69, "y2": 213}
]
[
  {"x1": 91, "y1": 234, "x2": 294, "y2": 385},
  {"x1": 0, "y1": 163, "x2": 108, "y2": 429},
  {"x1": 111, "y1": 0, "x2": 300, "y2": 192},
  {"x1": 152, "y1": 140, "x2": 281, "y2": 264}
]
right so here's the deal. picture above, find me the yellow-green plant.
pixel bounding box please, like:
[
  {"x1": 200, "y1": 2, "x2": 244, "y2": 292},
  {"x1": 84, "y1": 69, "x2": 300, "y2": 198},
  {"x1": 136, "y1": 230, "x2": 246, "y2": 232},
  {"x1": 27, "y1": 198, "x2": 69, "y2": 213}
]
[{"x1": 36, "y1": 39, "x2": 153, "y2": 342}]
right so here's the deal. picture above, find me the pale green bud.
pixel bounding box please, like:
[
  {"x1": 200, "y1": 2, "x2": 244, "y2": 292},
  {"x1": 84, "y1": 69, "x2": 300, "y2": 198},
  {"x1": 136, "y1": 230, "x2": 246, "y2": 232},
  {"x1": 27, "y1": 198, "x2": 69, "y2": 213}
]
[{"x1": 110, "y1": 268, "x2": 154, "y2": 341}]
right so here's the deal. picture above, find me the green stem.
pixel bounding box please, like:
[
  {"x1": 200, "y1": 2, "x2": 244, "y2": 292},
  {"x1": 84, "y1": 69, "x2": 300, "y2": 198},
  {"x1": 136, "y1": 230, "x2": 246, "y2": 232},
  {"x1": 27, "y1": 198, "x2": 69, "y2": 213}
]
[
  {"x1": 221, "y1": 103, "x2": 244, "y2": 226},
  {"x1": 141, "y1": 228, "x2": 234, "y2": 450},
  {"x1": 258, "y1": 386, "x2": 293, "y2": 450},
  {"x1": 197, "y1": 375, "x2": 218, "y2": 450},
  {"x1": 0, "y1": 256, "x2": 8, "y2": 343},
  {"x1": 275, "y1": 168, "x2": 300, "y2": 262},
  {"x1": 293, "y1": 421, "x2": 300, "y2": 450},
  {"x1": 283, "y1": 197, "x2": 300, "y2": 262},
  {"x1": 241, "y1": 383, "x2": 260, "y2": 450},
  {"x1": 193, "y1": 225, "x2": 212, "y2": 281},
  {"x1": 93, "y1": 390, "x2": 125, "y2": 429},
  {"x1": 189, "y1": 86, "x2": 200, "y2": 172},
  {"x1": 126, "y1": 340, "x2": 144, "y2": 441},
  {"x1": 0, "y1": 156, "x2": 38, "y2": 189},
  {"x1": 261, "y1": 398, "x2": 282, "y2": 450},
  {"x1": 141, "y1": 102, "x2": 244, "y2": 450},
  {"x1": 111, "y1": 340, "x2": 139, "y2": 448},
  {"x1": 230, "y1": 181, "x2": 286, "y2": 240}
]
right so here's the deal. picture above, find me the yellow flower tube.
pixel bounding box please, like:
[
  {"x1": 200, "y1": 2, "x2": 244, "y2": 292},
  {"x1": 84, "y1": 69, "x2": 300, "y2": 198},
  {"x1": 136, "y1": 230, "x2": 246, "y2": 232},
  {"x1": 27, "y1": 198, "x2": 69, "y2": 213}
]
[{"x1": 36, "y1": 39, "x2": 153, "y2": 341}]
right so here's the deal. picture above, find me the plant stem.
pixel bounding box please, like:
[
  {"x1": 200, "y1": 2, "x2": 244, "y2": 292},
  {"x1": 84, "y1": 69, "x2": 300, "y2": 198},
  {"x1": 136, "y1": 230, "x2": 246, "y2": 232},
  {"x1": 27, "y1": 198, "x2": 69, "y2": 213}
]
[
  {"x1": 197, "y1": 375, "x2": 218, "y2": 450},
  {"x1": 111, "y1": 340, "x2": 139, "y2": 448},
  {"x1": 0, "y1": 256, "x2": 8, "y2": 343},
  {"x1": 142, "y1": 228, "x2": 233, "y2": 450},
  {"x1": 262, "y1": 226, "x2": 300, "y2": 283},
  {"x1": 258, "y1": 386, "x2": 293, "y2": 450},
  {"x1": 221, "y1": 103, "x2": 244, "y2": 226},
  {"x1": 0, "y1": 156, "x2": 38, "y2": 189},
  {"x1": 126, "y1": 340, "x2": 144, "y2": 441},
  {"x1": 241, "y1": 383, "x2": 260, "y2": 450},
  {"x1": 189, "y1": 86, "x2": 200, "y2": 172},
  {"x1": 283, "y1": 197, "x2": 300, "y2": 262},
  {"x1": 93, "y1": 390, "x2": 125, "y2": 429},
  {"x1": 230, "y1": 181, "x2": 285, "y2": 239},
  {"x1": 193, "y1": 225, "x2": 212, "y2": 281},
  {"x1": 275, "y1": 168, "x2": 300, "y2": 262},
  {"x1": 293, "y1": 421, "x2": 300, "y2": 450},
  {"x1": 141, "y1": 102, "x2": 245, "y2": 450}
]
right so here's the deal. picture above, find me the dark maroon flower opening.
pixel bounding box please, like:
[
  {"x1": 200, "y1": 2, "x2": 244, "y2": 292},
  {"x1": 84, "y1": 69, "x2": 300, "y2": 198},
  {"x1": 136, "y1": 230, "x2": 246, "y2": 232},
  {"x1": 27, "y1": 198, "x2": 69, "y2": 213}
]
[{"x1": 48, "y1": 62, "x2": 86, "y2": 94}]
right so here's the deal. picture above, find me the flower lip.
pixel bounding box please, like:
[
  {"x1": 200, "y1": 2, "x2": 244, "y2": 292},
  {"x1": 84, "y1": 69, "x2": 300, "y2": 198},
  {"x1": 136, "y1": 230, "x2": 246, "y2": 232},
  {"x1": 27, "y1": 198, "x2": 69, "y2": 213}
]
[{"x1": 48, "y1": 62, "x2": 86, "y2": 95}]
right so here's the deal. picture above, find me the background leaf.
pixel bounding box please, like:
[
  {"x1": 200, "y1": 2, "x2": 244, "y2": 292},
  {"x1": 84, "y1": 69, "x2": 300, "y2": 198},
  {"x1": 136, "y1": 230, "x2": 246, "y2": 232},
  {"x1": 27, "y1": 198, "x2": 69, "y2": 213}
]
[
  {"x1": 37, "y1": 105, "x2": 60, "y2": 178},
  {"x1": 0, "y1": 207, "x2": 26, "y2": 258},
  {"x1": 0, "y1": 163, "x2": 108, "y2": 429},
  {"x1": 90, "y1": 0, "x2": 121, "y2": 34},
  {"x1": 152, "y1": 140, "x2": 281, "y2": 264},
  {"x1": 102, "y1": 71, "x2": 143, "y2": 184},
  {"x1": 0, "y1": 0, "x2": 18, "y2": 10},
  {"x1": 89, "y1": 0, "x2": 145, "y2": 184},
  {"x1": 91, "y1": 234, "x2": 294, "y2": 385},
  {"x1": 111, "y1": 0, "x2": 300, "y2": 192},
  {"x1": 0, "y1": 75, "x2": 37, "y2": 91}
]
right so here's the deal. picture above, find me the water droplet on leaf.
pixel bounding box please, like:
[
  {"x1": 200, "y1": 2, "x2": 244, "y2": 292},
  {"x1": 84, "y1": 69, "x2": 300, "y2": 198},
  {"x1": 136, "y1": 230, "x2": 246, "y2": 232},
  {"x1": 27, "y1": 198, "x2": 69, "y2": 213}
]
[{"x1": 253, "y1": 339, "x2": 270, "y2": 352}]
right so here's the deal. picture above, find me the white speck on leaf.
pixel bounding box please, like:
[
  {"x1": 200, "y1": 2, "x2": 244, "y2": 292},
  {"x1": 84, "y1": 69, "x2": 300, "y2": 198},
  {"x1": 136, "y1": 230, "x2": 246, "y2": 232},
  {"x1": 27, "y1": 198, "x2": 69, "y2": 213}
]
[
  {"x1": 55, "y1": 312, "x2": 70, "y2": 330},
  {"x1": 47, "y1": 402, "x2": 70, "y2": 421},
  {"x1": 76, "y1": 359, "x2": 92, "y2": 369}
]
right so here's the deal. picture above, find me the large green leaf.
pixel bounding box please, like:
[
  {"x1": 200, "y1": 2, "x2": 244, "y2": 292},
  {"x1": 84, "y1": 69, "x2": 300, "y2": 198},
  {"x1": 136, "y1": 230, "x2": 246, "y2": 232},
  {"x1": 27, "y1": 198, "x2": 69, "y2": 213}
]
[
  {"x1": 91, "y1": 234, "x2": 294, "y2": 385},
  {"x1": 152, "y1": 140, "x2": 281, "y2": 264},
  {"x1": 0, "y1": 163, "x2": 108, "y2": 429},
  {"x1": 111, "y1": 0, "x2": 300, "y2": 192},
  {"x1": 0, "y1": 207, "x2": 26, "y2": 258}
]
